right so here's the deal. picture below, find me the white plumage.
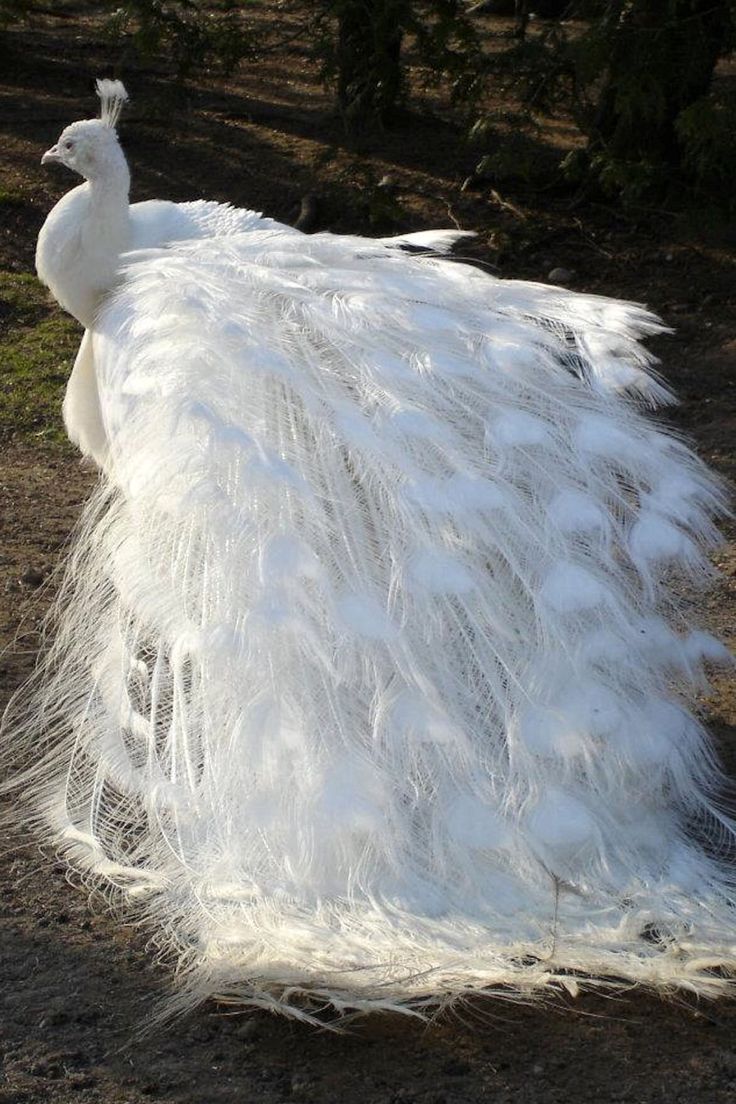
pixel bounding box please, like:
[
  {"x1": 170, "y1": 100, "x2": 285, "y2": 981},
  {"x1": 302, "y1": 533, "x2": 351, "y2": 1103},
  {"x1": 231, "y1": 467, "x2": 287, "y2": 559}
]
[{"x1": 4, "y1": 79, "x2": 736, "y2": 1022}]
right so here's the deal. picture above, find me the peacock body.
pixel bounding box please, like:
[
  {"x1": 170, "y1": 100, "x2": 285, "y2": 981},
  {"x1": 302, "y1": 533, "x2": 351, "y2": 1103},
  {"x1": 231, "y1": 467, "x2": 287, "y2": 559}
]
[{"x1": 4, "y1": 80, "x2": 735, "y2": 1021}]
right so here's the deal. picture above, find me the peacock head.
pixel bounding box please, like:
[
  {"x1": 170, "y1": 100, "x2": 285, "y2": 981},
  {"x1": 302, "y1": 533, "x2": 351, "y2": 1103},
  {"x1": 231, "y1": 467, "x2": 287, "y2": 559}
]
[{"x1": 41, "y1": 79, "x2": 129, "y2": 183}]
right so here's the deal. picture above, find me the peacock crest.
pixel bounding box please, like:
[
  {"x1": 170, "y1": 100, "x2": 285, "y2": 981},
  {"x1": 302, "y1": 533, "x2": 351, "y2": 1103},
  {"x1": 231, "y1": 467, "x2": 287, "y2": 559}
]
[{"x1": 95, "y1": 77, "x2": 128, "y2": 130}]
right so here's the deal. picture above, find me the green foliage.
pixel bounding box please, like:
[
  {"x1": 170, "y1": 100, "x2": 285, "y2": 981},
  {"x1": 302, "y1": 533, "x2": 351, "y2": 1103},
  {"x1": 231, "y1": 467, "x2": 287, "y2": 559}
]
[
  {"x1": 0, "y1": 0, "x2": 31, "y2": 32},
  {"x1": 3, "y1": 0, "x2": 733, "y2": 206},
  {"x1": 459, "y1": 19, "x2": 577, "y2": 194},
  {"x1": 571, "y1": 150, "x2": 664, "y2": 205},
  {"x1": 106, "y1": 1, "x2": 257, "y2": 78},
  {"x1": 471, "y1": 112, "x2": 555, "y2": 189},
  {"x1": 411, "y1": 0, "x2": 482, "y2": 88},
  {"x1": 466, "y1": 0, "x2": 736, "y2": 207},
  {"x1": 676, "y1": 92, "x2": 736, "y2": 194},
  {"x1": 0, "y1": 186, "x2": 25, "y2": 207},
  {"x1": 0, "y1": 0, "x2": 257, "y2": 76},
  {"x1": 459, "y1": 24, "x2": 571, "y2": 118},
  {"x1": 580, "y1": 0, "x2": 736, "y2": 205},
  {"x1": 315, "y1": 0, "x2": 480, "y2": 133},
  {"x1": 0, "y1": 273, "x2": 79, "y2": 449}
]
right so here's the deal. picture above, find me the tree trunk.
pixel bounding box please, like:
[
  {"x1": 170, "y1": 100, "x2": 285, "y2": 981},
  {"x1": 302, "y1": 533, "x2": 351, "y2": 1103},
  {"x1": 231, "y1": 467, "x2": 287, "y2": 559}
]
[
  {"x1": 336, "y1": 0, "x2": 406, "y2": 133},
  {"x1": 589, "y1": 0, "x2": 731, "y2": 170}
]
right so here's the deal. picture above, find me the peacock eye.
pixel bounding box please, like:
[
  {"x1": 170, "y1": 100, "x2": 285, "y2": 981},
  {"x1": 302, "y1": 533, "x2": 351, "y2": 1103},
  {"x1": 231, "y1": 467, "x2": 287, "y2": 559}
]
[{"x1": 64, "y1": 140, "x2": 74, "y2": 151}]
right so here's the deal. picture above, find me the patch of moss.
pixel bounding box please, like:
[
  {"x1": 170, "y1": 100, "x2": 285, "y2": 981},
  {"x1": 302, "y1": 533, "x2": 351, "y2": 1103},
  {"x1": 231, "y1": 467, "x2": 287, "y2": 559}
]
[
  {"x1": 0, "y1": 187, "x2": 26, "y2": 208},
  {"x1": 0, "y1": 271, "x2": 80, "y2": 449}
]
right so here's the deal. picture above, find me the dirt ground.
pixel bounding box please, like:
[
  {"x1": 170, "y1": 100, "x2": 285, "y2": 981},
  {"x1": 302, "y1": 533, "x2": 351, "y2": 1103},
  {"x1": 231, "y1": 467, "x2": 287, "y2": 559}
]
[{"x1": 1, "y1": 4, "x2": 736, "y2": 1102}]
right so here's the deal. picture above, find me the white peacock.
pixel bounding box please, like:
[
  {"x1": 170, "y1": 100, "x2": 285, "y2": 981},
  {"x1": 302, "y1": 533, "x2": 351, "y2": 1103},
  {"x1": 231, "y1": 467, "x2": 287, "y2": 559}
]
[{"x1": 4, "y1": 78, "x2": 735, "y2": 1022}]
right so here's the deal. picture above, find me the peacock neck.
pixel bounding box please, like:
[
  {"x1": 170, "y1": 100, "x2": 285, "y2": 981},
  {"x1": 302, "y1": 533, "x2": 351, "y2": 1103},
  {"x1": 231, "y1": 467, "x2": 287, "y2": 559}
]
[
  {"x1": 85, "y1": 156, "x2": 131, "y2": 231},
  {"x1": 87, "y1": 155, "x2": 130, "y2": 203},
  {"x1": 77, "y1": 173, "x2": 132, "y2": 326},
  {"x1": 35, "y1": 166, "x2": 133, "y2": 329}
]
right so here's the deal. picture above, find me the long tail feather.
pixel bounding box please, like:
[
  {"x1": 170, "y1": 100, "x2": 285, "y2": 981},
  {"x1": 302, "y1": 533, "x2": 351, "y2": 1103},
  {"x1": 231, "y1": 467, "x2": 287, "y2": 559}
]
[{"x1": 3, "y1": 228, "x2": 734, "y2": 1021}]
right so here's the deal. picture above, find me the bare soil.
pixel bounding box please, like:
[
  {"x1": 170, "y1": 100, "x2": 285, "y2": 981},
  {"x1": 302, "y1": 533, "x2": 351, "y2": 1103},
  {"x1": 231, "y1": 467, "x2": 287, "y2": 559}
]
[{"x1": 1, "y1": 4, "x2": 736, "y2": 1101}]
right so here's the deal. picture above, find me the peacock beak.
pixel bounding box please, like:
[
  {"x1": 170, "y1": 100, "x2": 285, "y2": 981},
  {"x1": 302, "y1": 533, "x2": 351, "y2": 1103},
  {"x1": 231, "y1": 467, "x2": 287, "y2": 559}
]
[{"x1": 41, "y1": 145, "x2": 61, "y2": 165}]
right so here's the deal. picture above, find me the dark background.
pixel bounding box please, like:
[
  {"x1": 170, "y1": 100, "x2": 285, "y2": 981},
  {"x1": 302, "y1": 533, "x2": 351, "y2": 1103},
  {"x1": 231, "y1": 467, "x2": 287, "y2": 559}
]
[{"x1": 0, "y1": 3, "x2": 735, "y2": 1101}]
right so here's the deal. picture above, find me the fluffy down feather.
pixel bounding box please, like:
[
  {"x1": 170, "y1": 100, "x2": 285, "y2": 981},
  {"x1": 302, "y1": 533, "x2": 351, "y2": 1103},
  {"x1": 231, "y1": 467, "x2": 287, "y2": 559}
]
[{"x1": 4, "y1": 227, "x2": 735, "y2": 1022}]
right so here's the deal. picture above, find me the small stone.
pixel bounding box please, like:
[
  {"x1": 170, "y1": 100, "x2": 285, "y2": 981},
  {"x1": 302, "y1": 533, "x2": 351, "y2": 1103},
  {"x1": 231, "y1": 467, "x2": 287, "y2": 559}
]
[
  {"x1": 234, "y1": 1018, "x2": 259, "y2": 1040},
  {"x1": 20, "y1": 566, "x2": 44, "y2": 587},
  {"x1": 716, "y1": 1050, "x2": 736, "y2": 1075},
  {"x1": 188, "y1": 1022, "x2": 214, "y2": 1042},
  {"x1": 290, "y1": 1072, "x2": 312, "y2": 1095},
  {"x1": 443, "y1": 1057, "x2": 470, "y2": 1076},
  {"x1": 69, "y1": 1072, "x2": 99, "y2": 1090},
  {"x1": 29, "y1": 1059, "x2": 63, "y2": 1080},
  {"x1": 547, "y1": 267, "x2": 573, "y2": 284}
]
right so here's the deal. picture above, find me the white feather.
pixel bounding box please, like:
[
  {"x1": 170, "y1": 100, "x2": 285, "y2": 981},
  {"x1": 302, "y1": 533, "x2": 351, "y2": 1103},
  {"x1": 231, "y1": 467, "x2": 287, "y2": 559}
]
[
  {"x1": 96, "y1": 78, "x2": 129, "y2": 129},
  {"x1": 547, "y1": 489, "x2": 607, "y2": 533},
  {"x1": 5, "y1": 86, "x2": 736, "y2": 1024}
]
